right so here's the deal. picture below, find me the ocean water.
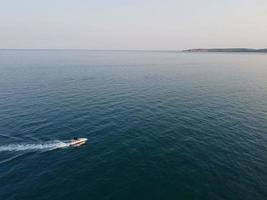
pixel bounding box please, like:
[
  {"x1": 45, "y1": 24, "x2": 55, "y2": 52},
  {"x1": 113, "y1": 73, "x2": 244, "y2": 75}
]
[{"x1": 0, "y1": 50, "x2": 267, "y2": 200}]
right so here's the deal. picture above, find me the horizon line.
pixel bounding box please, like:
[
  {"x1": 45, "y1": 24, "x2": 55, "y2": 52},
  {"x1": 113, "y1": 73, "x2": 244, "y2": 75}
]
[{"x1": 1, "y1": 48, "x2": 266, "y2": 52}]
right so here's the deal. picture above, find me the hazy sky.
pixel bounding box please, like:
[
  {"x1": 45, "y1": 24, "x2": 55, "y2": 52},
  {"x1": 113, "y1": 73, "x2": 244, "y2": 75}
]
[{"x1": 0, "y1": 0, "x2": 267, "y2": 50}]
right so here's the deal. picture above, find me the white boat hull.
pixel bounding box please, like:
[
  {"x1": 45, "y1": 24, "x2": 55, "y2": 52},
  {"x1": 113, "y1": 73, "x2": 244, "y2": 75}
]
[{"x1": 69, "y1": 138, "x2": 88, "y2": 147}]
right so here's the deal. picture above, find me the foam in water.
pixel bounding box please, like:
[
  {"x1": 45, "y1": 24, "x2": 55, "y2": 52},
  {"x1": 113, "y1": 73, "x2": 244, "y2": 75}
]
[{"x1": 0, "y1": 140, "x2": 71, "y2": 152}]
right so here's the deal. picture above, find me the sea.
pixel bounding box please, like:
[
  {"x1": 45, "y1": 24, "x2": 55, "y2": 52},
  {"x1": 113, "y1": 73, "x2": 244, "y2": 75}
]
[{"x1": 0, "y1": 50, "x2": 267, "y2": 200}]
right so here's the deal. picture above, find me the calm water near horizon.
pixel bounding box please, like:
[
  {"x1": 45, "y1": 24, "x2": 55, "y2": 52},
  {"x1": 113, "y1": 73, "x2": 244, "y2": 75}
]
[{"x1": 0, "y1": 50, "x2": 267, "y2": 200}]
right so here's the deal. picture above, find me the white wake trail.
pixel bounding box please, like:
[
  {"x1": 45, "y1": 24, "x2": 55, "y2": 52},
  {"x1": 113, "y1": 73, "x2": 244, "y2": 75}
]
[{"x1": 0, "y1": 140, "x2": 71, "y2": 152}]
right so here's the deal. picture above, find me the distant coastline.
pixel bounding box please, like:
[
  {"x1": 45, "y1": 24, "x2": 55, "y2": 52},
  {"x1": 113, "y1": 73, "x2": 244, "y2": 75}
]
[{"x1": 182, "y1": 48, "x2": 267, "y2": 53}]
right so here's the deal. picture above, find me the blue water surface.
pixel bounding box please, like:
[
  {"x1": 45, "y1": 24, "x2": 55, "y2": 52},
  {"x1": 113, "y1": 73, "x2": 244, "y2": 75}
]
[{"x1": 0, "y1": 50, "x2": 267, "y2": 200}]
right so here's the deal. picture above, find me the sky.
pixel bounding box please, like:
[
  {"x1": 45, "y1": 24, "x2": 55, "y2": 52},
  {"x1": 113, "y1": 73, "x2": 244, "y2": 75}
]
[{"x1": 0, "y1": 0, "x2": 267, "y2": 50}]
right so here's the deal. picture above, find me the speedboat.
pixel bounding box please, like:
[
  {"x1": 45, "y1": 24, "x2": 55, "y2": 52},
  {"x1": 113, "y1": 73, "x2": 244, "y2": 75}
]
[{"x1": 69, "y1": 138, "x2": 88, "y2": 147}]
